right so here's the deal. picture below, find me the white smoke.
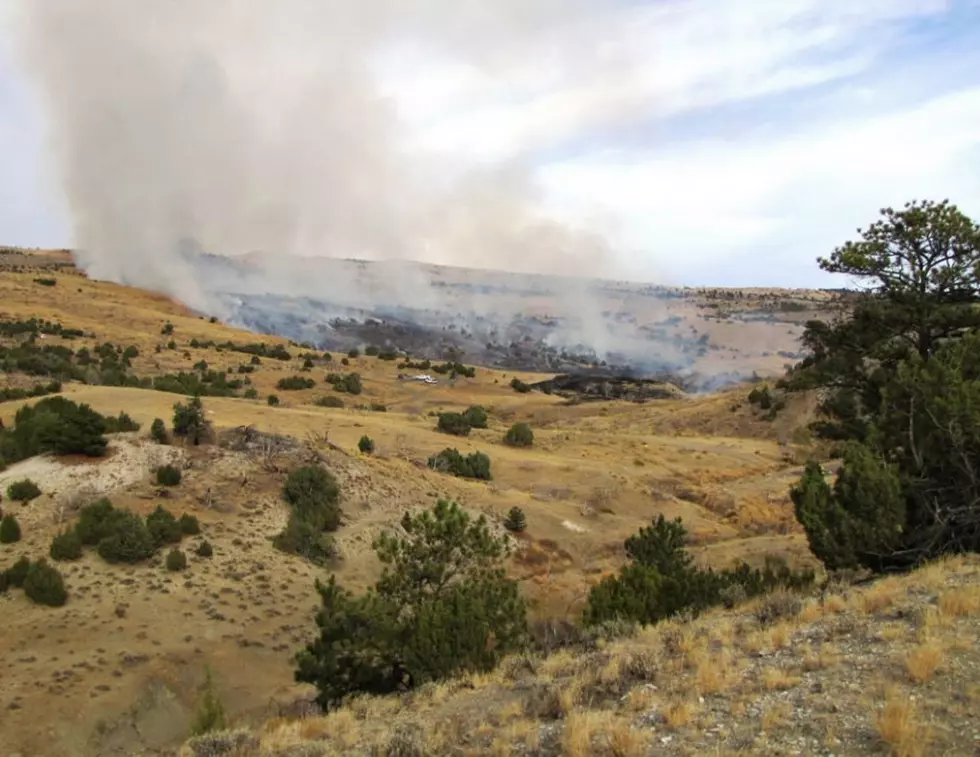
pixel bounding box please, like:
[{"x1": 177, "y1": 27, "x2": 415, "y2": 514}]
[{"x1": 12, "y1": 0, "x2": 620, "y2": 310}]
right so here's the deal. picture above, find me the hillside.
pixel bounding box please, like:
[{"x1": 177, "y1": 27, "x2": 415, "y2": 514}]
[
  {"x1": 182, "y1": 555, "x2": 980, "y2": 757},
  {"x1": 0, "y1": 255, "x2": 932, "y2": 757}
]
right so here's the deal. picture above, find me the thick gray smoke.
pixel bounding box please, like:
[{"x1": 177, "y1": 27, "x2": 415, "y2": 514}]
[{"x1": 13, "y1": 0, "x2": 617, "y2": 310}]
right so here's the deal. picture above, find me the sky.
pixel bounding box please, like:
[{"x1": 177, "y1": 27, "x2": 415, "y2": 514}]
[{"x1": 1, "y1": 0, "x2": 979, "y2": 288}]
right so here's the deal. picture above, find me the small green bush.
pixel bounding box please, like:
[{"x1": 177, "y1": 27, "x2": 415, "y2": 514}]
[
  {"x1": 462, "y1": 406, "x2": 488, "y2": 429},
  {"x1": 277, "y1": 375, "x2": 316, "y2": 391},
  {"x1": 196, "y1": 540, "x2": 214, "y2": 558},
  {"x1": 7, "y1": 479, "x2": 42, "y2": 502},
  {"x1": 314, "y1": 395, "x2": 344, "y2": 409},
  {"x1": 150, "y1": 418, "x2": 169, "y2": 444},
  {"x1": 358, "y1": 435, "x2": 375, "y2": 454},
  {"x1": 180, "y1": 513, "x2": 201, "y2": 535},
  {"x1": 104, "y1": 412, "x2": 141, "y2": 433},
  {"x1": 75, "y1": 498, "x2": 120, "y2": 545},
  {"x1": 267, "y1": 394, "x2": 280, "y2": 407},
  {"x1": 510, "y1": 378, "x2": 532, "y2": 393},
  {"x1": 244, "y1": 388, "x2": 258, "y2": 399},
  {"x1": 437, "y1": 412, "x2": 471, "y2": 436},
  {"x1": 0, "y1": 514, "x2": 22, "y2": 544},
  {"x1": 4, "y1": 555, "x2": 31, "y2": 587},
  {"x1": 23, "y1": 559, "x2": 67, "y2": 606},
  {"x1": 173, "y1": 396, "x2": 207, "y2": 445},
  {"x1": 427, "y1": 448, "x2": 492, "y2": 480},
  {"x1": 50, "y1": 529, "x2": 83, "y2": 561},
  {"x1": 503, "y1": 507, "x2": 527, "y2": 533},
  {"x1": 156, "y1": 464, "x2": 182, "y2": 487},
  {"x1": 165, "y1": 548, "x2": 187, "y2": 572},
  {"x1": 503, "y1": 423, "x2": 534, "y2": 448},
  {"x1": 146, "y1": 505, "x2": 183, "y2": 547},
  {"x1": 97, "y1": 510, "x2": 155, "y2": 564}
]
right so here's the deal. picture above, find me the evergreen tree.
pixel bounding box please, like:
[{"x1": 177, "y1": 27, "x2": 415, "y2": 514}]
[
  {"x1": 295, "y1": 499, "x2": 527, "y2": 709},
  {"x1": 50, "y1": 529, "x2": 83, "y2": 561},
  {"x1": 0, "y1": 514, "x2": 22, "y2": 544},
  {"x1": 23, "y1": 559, "x2": 68, "y2": 606},
  {"x1": 172, "y1": 396, "x2": 206, "y2": 445},
  {"x1": 503, "y1": 507, "x2": 527, "y2": 533}
]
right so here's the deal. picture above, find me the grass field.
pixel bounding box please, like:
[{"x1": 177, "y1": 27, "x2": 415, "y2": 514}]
[{"x1": 1, "y1": 262, "x2": 839, "y2": 756}]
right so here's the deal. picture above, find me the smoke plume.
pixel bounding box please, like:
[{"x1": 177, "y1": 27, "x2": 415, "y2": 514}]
[{"x1": 13, "y1": 0, "x2": 617, "y2": 310}]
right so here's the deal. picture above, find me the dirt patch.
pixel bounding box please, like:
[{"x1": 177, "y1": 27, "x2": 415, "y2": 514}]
[{"x1": 0, "y1": 436, "x2": 184, "y2": 506}]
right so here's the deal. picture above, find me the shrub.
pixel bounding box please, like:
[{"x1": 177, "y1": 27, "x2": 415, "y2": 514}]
[
  {"x1": 462, "y1": 406, "x2": 488, "y2": 429},
  {"x1": 150, "y1": 418, "x2": 168, "y2": 444},
  {"x1": 244, "y1": 388, "x2": 258, "y2": 399},
  {"x1": 347, "y1": 348, "x2": 360, "y2": 358},
  {"x1": 173, "y1": 396, "x2": 207, "y2": 445},
  {"x1": 156, "y1": 464, "x2": 182, "y2": 487},
  {"x1": 583, "y1": 515, "x2": 814, "y2": 627},
  {"x1": 180, "y1": 513, "x2": 201, "y2": 535},
  {"x1": 295, "y1": 499, "x2": 527, "y2": 710},
  {"x1": 427, "y1": 448, "x2": 492, "y2": 480},
  {"x1": 1, "y1": 514, "x2": 22, "y2": 543},
  {"x1": 503, "y1": 423, "x2": 534, "y2": 448},
  {"x1": 314, "y1": 395, "x2": 344, "y2": 409},
  {"x1": 282, "y1": 466, "x2": 341, "y2": 529},
  {"x1": 7, "y1": 479, "x2": 42, "y2": 502},
  {"x1": 97, "y1": 510, "x2": 156, "y2": 564},
  {"x1": 34, "y1": 277, "x2": 57, "y2": 287},
  {"x1": 50, "y1": 529, "x2": 83, "y2": 561},
  {"x1": 503, "y1": 507, "x2": 527, "y2": 533},
  {"x1": 510, "y1": 377, "x2": 532, "y2": 393},
  {"x1": 437, "y1": 412, "x2": 471, "y2": 436},
  {"x1": 370, "y1": 403, "x2": 387, "y2": 412},
  {"x1": 165, "y1": 548, "x2": 187, "y2": 572},
  {"x1": 190, "y1": 667, "x2": 226, "y2": 736},
  {"x1": 273, "y1": 514, "x2": 336, "y2": 565},
  {"x1": 277, "y1": 375, "x2": 316, "y2": 391},
  {"x1": 267, "y1": 394, "x2": 280, "y2": 407},
  {"x1": 161, "y1": 321, "x2": 174, "y2": 335},
  {"x1": 274, "y1": 465, "x2": 342, "y2": 565},
  {"x1": 147, "y1": 505, "x2": 183, "y2": 547},
  {"x1": 196, "y1": 540, "x2": 213, "y2": 558},
  {"x1": 104, "y1": 412, "x2": 141, "y2": 433},
  {"x1": 331, "y1": 372, "x2": 362, "y2": 395},
  {"x1": 75, "y1": 498, "x2": 121, "y2": 545},
  {"x1": 4, "y1": 555, "x2": 31, "y2": 587},
  {"x1": 358, "y1": 435, "x2": 375, "y2": 454},
  {"x1": 23, "y1": 559, "x2": 67, "y2": 606},
  {"x1": 1, "y1": 396, "x2": 108, "y2": 460}
]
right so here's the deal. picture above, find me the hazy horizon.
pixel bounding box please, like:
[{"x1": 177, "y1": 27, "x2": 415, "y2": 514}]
[{"x1": 1, "y1": 1, "x2": 979, "y2": 291}]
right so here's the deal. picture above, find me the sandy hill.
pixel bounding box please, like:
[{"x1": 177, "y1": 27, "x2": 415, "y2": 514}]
[{"x1": 1, "y1": 255, "x2": 973, "y2": 757}]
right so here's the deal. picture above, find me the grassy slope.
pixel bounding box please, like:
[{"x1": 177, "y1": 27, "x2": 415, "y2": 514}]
[
  {"x1": 184, "y1": 556, "x2": 980, "y2": 757},
  {"x1": 1, "y1": 264, "x2": 838, "y2": 756}
]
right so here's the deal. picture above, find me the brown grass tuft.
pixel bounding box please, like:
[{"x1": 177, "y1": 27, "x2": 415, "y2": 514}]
[
  {"x1": 762, "y1": 667, "x2": 801, "y2": 691},
  {"x1": 938, "y1": 586, "x2": 980, "y2": 618},
  {"x1": 905, "y1": 641, "x2": 943, "y2": 684},
  {"x1": 876, "y1": 688, "x2": 932, "y2": 757},
  {"x1": 663, "y1": 700, "x2": 698, "y2": 731}
]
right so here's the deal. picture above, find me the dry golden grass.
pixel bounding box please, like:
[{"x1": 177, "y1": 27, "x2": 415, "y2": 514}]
[
  {"x1": 762, "y1": 667, "x2": 802, "y2": 691},
  {"x1": 761, "y1": 702, "x2": 791, "y2": 733},
  {"x1": 905, "y1": 641, "x2": 943, "y2": 685},
  {"x1": 561, "y1": 710, "x2": 599, "y2": 757},
  {"x1": 694, "y1": 650, "x2": 734, "y2": 695},
  {"x1": 663, "y1": 700, "x2": 698, "y2": 730},
  {"x1": 607, "y1": 718, "x2": 651, "y2": 757},
  {"x1": 938, "y1": 586, "x2": 980, "y2": 618},
  {"x1": 823, "y1": 594, "x2": 848, "y2": 614},
  {"x1": 876, "y1": 688, "x2": 932, "y2": 757},
  {"x1": 860, "y1": 582, "x2": 901, "y2": 614}
]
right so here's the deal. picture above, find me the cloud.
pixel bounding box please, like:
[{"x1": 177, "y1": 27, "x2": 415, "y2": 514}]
[{"x1": 2, "y1": 0, "x2": 978, "y2": 291}]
